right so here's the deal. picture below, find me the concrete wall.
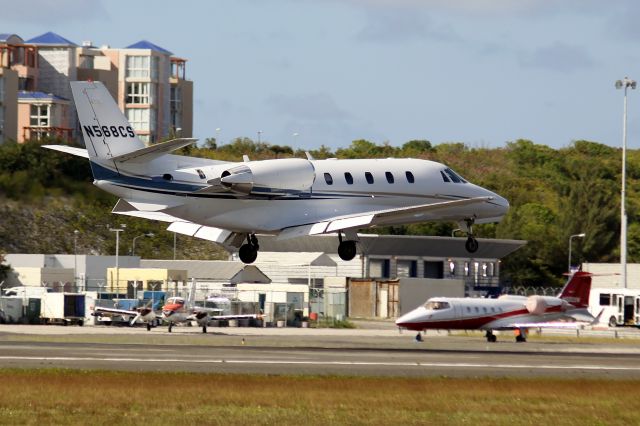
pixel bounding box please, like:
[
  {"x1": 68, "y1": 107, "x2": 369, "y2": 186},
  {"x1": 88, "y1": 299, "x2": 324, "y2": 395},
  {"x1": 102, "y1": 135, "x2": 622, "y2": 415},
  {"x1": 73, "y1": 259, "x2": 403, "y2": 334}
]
[
  {"x1": 0, "y1": 67, "x2": 18, "y2": 142},
  {"x1": 398, "y1": 278, "x2": 465, "y2": 315}
]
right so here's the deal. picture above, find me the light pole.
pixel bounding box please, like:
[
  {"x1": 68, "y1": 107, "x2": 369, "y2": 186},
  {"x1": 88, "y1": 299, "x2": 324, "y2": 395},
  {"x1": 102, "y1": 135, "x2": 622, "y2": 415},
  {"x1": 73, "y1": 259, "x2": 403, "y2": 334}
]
[
  {"x1": 616, "y1": 77, "x2": 636, "y2": 288},
  {"x1": 216, "y1": 127, "x2": 221, "y2": 145},
  {"x1": 568, "y1": 233, "x2": 586, "y2": 274},
  {"x1": 292, "y1": 132, "x2": 299, "y2": 146},
  {"x1": 132, "y1": 232, "x2": 154, "y2": 256},
  {"x1": 257, "y1": 130, "x2": 262, "y2": 144},
  {"x1": 73, "y1": 230, "x2": 79, "y2": 291},
  {"x1": 109, "y1": 225, "x2": 126, "y2": 293},
  {"x1": 173, "y1": 232, "x2": 177, "y2": 260}
]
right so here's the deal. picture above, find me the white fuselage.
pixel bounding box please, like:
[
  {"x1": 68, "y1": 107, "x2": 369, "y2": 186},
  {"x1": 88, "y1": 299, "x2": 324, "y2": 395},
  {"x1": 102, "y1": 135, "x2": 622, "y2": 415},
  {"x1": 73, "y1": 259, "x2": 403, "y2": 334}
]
[
  {"x1": 96, "y1": 156, "x2": 508, "y2": 234},
  {"x1": 396, "y1": 295, "x2": 570, "y2": 331}
]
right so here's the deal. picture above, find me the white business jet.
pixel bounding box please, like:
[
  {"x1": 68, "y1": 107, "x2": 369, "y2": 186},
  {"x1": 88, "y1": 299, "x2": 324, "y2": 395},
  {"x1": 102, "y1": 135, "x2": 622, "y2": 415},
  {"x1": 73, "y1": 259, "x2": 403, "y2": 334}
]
[
  {"x1": 44, "y1": 81, "x2": 509, "y2": 263},
  {"x1": 396, "y1": 272, "x2": 598, "y2": 343}
]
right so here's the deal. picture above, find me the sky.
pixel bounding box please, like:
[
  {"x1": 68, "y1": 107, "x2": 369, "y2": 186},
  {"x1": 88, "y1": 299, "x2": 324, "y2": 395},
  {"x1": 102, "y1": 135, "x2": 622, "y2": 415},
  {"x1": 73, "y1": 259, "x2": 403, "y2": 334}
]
[{"x1": 2, "y1": 0, "x2": 640, "y2": 151}]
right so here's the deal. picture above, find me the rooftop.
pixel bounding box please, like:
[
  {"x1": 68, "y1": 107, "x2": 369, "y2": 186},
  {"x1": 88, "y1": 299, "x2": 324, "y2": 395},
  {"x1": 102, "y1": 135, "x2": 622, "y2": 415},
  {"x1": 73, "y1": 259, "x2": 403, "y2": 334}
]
[
  {"x1": 27, "y1": 31, "x2": 77, "y2": 46},
  {"x1": 126, "y1": 40, "x2": 172, "y2": 55},
  {"x1": 0, "y1": 33, "x2": 23, "y2": 44},
  {"x1": 18, "y1": 91, "x2": 68, "y2": 101}
]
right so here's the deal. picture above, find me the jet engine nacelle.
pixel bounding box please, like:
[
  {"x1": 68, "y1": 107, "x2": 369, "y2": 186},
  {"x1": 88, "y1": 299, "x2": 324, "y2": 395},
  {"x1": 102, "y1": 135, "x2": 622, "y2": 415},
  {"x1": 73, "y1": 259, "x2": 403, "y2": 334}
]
[
  {"x1": 220, "y1": 158, "x2": 316, "y2": 195},
  {"x1": 525, "y1": 295, "x2": 567, "y2": 316}
]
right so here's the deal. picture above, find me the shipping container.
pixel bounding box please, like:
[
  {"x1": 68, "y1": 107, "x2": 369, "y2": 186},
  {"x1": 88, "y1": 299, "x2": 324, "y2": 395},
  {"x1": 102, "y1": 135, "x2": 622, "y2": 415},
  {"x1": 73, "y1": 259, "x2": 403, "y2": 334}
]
[{"x1": 41, "y1": 293, "x2": 86, "y2": 325}]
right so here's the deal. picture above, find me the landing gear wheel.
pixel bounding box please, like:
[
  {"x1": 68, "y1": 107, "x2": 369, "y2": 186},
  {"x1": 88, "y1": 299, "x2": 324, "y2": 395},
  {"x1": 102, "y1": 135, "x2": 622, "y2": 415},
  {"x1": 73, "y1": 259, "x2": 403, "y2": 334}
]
[
  {"x1": 168, "y1": 323, "x2": 173, "y2": 333},
  {"x1": 608, "y1": 316, "x2": 617, "y2": 328},
  {"x1": 338, "y1": 240, "x2": 357, "y2": 261},
  {"x1": 465, "y1": 237, "x2": 479, "y2": 253},
  {"x1": 202, "y1": 325, "x2": 207, "y2": 334},
  {"x1": 515, "y1": 334, "x2": 526, "y2": 343},
  {"x1": 147, "y1": 323, "x2": 152, "y2": 331},
  {"x1": 485, "y1": 331, "x2": 497, "y2": 343},
  {"x1": 415, "y1": 333, "x2": 423, "y2": 342},
  {"x1": 239, "y1": 244, "x2": 258, "y2": 264}
]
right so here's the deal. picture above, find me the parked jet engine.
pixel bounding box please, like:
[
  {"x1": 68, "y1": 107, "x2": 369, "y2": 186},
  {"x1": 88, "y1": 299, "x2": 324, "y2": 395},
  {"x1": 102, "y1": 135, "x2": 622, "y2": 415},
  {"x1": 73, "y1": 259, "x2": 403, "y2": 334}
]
[
  {"x1": 525, "y1": 295, "x2": 567, "y2": 316},
  {"x1": 220, "y1": 158, "x2": 316, "y2": 195}
]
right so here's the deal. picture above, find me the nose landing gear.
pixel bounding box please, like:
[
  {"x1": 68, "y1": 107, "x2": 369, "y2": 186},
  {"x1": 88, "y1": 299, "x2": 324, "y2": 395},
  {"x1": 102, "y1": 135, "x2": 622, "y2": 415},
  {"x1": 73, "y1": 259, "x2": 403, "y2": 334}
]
[{"x1": 460, "y1": 218, "x2": 479, "y2": 254}]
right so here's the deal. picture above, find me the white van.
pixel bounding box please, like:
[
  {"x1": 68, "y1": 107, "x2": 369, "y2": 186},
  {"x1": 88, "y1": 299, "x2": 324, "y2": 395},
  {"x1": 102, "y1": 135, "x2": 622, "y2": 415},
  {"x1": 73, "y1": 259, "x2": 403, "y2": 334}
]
[
  {"x1": 589, "y1": 287, "x2": 640, "y2": 327},
  {"x1": 2, "y1": 286, "x2": 53, "y2": 298}
]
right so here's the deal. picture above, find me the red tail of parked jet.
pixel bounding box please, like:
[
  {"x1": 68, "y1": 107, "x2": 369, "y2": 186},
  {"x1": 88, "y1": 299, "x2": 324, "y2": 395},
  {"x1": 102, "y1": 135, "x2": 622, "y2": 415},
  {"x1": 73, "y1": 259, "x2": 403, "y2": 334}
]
[{"x1": 558, "y1": 271, "x2": 591, "y2": 308}]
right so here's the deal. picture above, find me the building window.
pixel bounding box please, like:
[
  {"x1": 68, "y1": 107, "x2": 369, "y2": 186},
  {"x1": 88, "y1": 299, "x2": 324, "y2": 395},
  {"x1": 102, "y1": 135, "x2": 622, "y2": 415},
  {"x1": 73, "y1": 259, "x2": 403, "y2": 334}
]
[
  {"x1": 385, "y1": 171, "x2": 394, "y2": 184},
  {"x1": 30, "y1": 104, "x2": 50, "y2": 127},
  {"x1": 406, "y1": 171, "x2": 415, "y2": 183},
  {"x1": 365, "y1": 172, "x2": 374, "y2": 184},
  {"x1": 126, "y1": 108, "x2": 155, "y2": 132},
  {"x1": 344, "y1": 172, "x2": 354, "y2": 185},
  {"x1": 324, "y1": 173, "x2": 333, "y2": 185},
  {"x1": 126, "y1": 82, "x2": 154, "y2": 104},
  {"x1": 424, "y1": 261, "x2": 444, "y2": 279},
  {"x1": 126, "y1": 55, "x2": 158, "y2": 79},
  {"x1": 369, "y1": 258, "x2": 390, "y2": 278},
  {"x1": 397, "y1": 260, "x2": 417, "y2": 278}
]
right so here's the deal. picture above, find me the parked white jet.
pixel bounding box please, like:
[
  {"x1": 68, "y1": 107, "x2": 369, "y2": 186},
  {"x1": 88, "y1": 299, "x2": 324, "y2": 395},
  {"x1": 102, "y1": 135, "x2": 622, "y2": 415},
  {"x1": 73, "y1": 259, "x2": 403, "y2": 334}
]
[
  {"x1": 44, "y1": 81, "x2": 509, "y2": 263},
  {"x1": 396, "y1": 272, "x2": 597, "y2": 342}
]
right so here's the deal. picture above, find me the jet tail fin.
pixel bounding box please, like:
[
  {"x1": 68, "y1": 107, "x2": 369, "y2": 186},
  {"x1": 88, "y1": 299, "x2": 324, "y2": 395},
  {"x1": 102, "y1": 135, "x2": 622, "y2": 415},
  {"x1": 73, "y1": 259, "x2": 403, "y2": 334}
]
[
  {"x1": 70, "y1": 81, "x2": 145, "y2": 160},
  {"x1": 558, "y1": 271, "x2": 592, "y2": 308}
]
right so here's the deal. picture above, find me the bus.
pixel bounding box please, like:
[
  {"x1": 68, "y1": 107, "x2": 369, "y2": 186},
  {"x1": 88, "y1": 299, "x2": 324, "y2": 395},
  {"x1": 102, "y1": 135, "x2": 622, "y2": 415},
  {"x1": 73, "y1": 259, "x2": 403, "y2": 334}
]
[{"x1": 589, "y1": 288, "x2": 640, "y2": 327}]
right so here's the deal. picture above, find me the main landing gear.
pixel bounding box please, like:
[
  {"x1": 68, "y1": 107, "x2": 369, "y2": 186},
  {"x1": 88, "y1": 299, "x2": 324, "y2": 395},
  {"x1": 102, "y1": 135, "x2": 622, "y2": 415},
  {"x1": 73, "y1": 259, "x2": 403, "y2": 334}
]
[
  {"x1": 337, "y1": 232, "x2": 357, "y2": 261},
  {"x1": 485, "y1": 330, "x2": 497, "y2": 343},
  {"x1": 239, "y1": 234, "x2": 259, "y2": 264}
]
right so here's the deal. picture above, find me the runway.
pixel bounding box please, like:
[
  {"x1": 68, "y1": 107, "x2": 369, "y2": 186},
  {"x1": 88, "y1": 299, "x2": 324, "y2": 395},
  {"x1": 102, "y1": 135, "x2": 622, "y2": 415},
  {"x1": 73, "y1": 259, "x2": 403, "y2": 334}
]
[{"x1": 1, "y1": 325, "x2": 639, "y2": 378}]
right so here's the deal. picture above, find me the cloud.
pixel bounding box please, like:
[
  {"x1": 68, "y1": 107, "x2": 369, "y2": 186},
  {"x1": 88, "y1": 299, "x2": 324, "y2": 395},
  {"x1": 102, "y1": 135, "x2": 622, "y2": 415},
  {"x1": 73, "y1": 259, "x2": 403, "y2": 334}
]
[
  {"x1": 355, "y1": 8, "x2": 460, "y2": 43},
  {"x1": 518, "y1": 42, "x2": 596, "y2": 73},
  {"x1": 0, "y1": 0, "x2": 107, "y2": 25},
  {"x1": 266, "y1": 93, "x2": 351, "y2": 121}
]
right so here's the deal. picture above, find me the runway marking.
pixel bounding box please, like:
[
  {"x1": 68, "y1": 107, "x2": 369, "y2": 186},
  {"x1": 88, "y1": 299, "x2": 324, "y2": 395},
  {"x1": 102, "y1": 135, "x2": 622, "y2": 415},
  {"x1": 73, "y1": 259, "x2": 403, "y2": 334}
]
[{"x1": 0, "y1": 356, "x2": 639, "y2": 371}]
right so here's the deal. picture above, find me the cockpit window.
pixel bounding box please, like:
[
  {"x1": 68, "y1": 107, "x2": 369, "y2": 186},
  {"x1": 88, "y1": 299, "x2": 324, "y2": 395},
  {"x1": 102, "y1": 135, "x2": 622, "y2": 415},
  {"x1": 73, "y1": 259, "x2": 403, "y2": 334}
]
[
  {"x1": 424, "y1": 301, "x2": 451, "y2": 310},
  {"x1": 444, "y1": 168, "x2": 467, "y2": 184},
  {"x1": 440, "y1": 171, "x2": 450, "y2": 183}
]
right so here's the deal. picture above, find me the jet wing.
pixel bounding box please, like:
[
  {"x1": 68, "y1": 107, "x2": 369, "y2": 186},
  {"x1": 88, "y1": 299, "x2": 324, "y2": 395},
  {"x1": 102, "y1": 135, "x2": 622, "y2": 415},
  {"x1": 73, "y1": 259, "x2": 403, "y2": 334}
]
[
  {"x1": 210, "y1": 314, "x2": 260, "y2": 320},
  {"x1": 277, "y1": 196, "x2": 494, "y2": 240},
  {"x1": 109, "y1": 138, "x2": 198, "y2": 163}
]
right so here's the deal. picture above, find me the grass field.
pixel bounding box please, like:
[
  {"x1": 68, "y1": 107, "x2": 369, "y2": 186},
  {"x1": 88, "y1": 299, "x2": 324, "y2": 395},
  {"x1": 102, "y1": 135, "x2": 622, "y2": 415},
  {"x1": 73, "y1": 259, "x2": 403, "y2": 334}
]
[{"x1": 0, "y1": 369, "x2": 638, "y2": 425}]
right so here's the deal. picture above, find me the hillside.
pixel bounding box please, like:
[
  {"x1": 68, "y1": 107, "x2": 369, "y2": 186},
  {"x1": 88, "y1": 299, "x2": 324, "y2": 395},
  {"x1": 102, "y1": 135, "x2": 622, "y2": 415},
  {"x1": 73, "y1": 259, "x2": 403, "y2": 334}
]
[{"x1": 1, "y1": 137, "x2": 637, "y2": 286}]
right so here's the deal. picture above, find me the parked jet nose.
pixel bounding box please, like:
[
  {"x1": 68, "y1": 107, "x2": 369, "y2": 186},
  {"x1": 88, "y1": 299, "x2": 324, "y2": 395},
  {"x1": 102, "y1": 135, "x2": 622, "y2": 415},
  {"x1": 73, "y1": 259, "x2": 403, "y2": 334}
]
[{"x1": 395, "y1": 307, "x2": 427, "y2": 330}]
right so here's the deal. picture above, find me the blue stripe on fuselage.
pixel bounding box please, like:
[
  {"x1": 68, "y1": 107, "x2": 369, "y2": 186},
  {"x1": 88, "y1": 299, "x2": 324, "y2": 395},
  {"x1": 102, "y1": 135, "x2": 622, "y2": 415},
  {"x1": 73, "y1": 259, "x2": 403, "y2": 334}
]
[{"x1": 90, "y1": 161, "x2": 203, "y2": 192}]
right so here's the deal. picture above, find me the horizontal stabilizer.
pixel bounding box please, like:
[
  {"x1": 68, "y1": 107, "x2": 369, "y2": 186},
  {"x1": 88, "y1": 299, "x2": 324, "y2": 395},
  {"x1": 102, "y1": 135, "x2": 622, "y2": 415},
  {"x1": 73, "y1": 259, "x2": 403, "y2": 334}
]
[
  {"x1": 42, "y1": 145, "x2": 89, "y2": 159},
  {"x1": 110, "y1": 138, "x2": 198, "y2": 163}
]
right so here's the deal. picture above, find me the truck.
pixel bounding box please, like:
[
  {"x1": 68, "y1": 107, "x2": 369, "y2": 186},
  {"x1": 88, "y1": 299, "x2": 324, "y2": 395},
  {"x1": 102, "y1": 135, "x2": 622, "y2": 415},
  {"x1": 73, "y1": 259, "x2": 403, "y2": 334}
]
[
  {"x1": 40, "y1": 293, "x2": 86, "y2": 326},
  {"x1": 589, "y1": 287, "x2": 640, "y2": 327}
]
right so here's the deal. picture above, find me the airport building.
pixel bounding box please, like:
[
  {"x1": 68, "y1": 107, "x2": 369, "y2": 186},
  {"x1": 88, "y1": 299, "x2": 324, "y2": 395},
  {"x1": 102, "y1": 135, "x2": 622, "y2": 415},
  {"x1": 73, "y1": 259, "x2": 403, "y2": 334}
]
[{"x1": 0, "y1": 31, "x2": 193, "y2": 144}]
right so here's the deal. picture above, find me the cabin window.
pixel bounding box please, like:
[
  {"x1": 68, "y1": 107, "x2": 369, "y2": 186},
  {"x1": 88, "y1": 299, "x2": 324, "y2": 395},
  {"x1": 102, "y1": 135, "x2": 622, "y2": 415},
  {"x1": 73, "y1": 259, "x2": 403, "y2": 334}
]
[
  {"x1": 466, "y1": 307, "x2": 471, "y2": 313},
  {"x1": 440, "y1": 171, "x2": 450, "y2": 182},
  {"x1": 483, "y1": 307, "x2": 487, "y2": 313},
  {"x1": 365, "y1": 172, "x2": 374, "y2": 184},
  {"x1": 324, "y1": 173, "x2": 333, "y2": 185},
  {"x1": 474, "y1": 307, "x2": 479, "y2": 313},
  {"x1": 405, "y1": 171, "x2": 415, "y2": 183},
  {"x1": 599, "y1": 293, "x2": 611, "y2": 306},
  {"x1": 196, "y1": 169, "x2": 206, "y2": 179},
  {"x1": 162, "y1": 173, "x2": 173, "y2": 181},
  {"x1": 385, "y1": 171, "x2": 394, "y2": 184},
  {"x1": 344, "y1": 172, "x2": 354, "y2": 185}
]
